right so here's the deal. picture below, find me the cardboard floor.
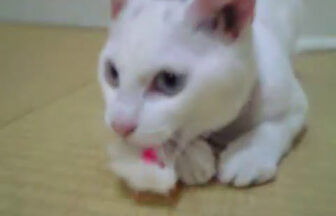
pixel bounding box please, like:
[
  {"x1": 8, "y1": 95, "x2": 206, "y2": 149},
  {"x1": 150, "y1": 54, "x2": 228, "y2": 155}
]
[{"x1": 0, "y1": 24, "x2": 335, "y2": 216}]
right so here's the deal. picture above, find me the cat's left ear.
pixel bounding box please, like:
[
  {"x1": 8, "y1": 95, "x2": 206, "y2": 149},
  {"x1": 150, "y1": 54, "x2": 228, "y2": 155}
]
[
  {"x1": 111, "y1": 0, "x2": 127, "y2": 19},
  {"x1": 186, "y1": 0, "x2": 256, "y2": 40}
]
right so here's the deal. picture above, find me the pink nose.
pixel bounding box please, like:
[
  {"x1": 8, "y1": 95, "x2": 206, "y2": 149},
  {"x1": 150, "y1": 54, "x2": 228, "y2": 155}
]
[{"x1": 112, "y1": 122, "x2": 137, "y2": 138}]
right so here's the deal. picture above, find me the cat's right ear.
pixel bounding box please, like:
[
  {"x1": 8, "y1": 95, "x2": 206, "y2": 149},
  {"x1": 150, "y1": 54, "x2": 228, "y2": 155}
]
[
  {"x1": 186, "y1": 0, "x2": 256, "y2": 40},
  {"x1": 111, "y1": 0, "x2": 127, "y2": 19}
]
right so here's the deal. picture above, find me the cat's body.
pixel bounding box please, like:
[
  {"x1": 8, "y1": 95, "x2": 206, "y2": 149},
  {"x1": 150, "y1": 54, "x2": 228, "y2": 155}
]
[{"x1": 99, "y1": 0, "x2": 308, "y2": 193}]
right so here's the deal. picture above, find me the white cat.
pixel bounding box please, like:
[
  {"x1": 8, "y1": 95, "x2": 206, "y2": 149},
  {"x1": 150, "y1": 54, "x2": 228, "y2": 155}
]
[{"x1": 99, "y1": 0, "x2": 308, "y2": 194}]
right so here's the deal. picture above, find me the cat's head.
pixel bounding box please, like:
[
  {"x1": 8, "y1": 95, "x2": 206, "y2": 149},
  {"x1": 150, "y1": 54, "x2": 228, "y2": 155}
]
[{"x1": 99, "y1": 0, "x2": 257, "y2": 147}]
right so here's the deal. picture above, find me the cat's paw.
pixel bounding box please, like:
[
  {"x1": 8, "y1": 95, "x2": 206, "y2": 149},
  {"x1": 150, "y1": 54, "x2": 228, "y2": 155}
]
[
  {"x1": 218, "y1": 147, "x2": 277, "y2": 187},
  {"x1": 175, "y1": 139, "x2": 215, "y2": 185}
]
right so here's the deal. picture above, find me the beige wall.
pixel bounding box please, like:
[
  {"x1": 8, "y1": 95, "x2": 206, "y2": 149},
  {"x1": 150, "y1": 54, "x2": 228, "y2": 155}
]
[
  {"x1": 0, "y1": 0, "x2": 110, "y2": 27},
  {"x1": 302, "y1": 0, "x2": 336, "y2": 37},
  {"x1": 0, "y1": 0, "x2": 335, "y2": 38}
]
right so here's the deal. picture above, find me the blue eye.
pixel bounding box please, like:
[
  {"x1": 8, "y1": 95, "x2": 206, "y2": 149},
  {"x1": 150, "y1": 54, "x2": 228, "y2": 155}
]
[
  {"x1": 105, "y1": 61, "x2": 119, "y2": 88},
  {"x1": 152, "y1": 70, "x2": 186, "y2": 96}
]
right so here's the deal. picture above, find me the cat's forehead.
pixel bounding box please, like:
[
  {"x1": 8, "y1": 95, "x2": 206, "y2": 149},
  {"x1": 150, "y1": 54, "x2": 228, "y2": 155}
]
[
  {"x1": 108, "y1": 0, "x2": 189, "y2": 76},
  {"x1": 115, "y1": 0, "x2": 186, "y2": 42}
]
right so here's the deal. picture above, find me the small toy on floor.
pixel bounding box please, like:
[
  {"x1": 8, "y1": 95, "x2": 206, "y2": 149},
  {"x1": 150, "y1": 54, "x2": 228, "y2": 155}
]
[
  {"x1": 131, "y1": 182, "x2": 181, "y2": 204},
  {"x1": 107, "y1": 142, "x2": 179, "y2": 201},
  {"x1": 141, "y1": 148, "x2": 165, "y2": 168},
  {"x1": 129, "y1": 148, "x2": 180, "y2": 203}
]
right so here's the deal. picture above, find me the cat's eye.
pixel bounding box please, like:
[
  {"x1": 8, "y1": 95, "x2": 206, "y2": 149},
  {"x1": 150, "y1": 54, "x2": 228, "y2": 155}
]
[
  {"x1": 151, "y1": 70, "x2": 186, "y2": 96},
  {"x1": 105, "y1": 61, "x2": 119, "y2": 88}
]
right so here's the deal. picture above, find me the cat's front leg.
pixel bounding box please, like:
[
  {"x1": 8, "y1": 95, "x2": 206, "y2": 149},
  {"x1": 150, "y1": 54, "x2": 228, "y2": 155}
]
[
  {"x1": 175, "y1": 139, "x2": 216, "y2": 185},
  {"x1": 218, "y1": 112, "x2": 306, "y2": 187}
]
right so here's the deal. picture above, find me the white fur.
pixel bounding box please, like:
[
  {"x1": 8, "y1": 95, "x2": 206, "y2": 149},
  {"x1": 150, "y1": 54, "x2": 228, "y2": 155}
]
[
  {"x1": 175, "y1": 139, "x2": 216, "y2": 185},
  {"x1": 99, "y1": 0, "x2": 308, "y2": 192}
]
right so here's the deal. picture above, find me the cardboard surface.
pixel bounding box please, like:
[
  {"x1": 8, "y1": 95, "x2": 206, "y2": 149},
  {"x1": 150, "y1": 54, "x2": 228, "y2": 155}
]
[{"x1": 0, "y1": 24, "x2": 335, "y2": 216}]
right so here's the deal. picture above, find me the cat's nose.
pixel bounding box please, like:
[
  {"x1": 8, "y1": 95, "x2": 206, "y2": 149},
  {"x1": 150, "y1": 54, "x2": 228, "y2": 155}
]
[{"x1": 111, "y1": 121, "x2": 137, "y2": 138}]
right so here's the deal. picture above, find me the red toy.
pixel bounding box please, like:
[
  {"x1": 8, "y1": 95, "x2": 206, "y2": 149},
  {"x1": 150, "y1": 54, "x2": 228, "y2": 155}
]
[{"x1": 141, "y1": 148, "x2": 165, "y2": 168}]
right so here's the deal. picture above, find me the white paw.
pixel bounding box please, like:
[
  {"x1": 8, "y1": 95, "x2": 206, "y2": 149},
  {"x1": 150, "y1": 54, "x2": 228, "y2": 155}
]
[
  {"x1": 175, "y1": 139, "x2": 215, "y2": 185},
  {"x1": 218, "y1": 149, "x2": 277, "y2": 187}
]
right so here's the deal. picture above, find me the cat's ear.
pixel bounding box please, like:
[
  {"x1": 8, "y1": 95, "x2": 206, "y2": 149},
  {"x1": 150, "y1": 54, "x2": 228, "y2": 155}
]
[
  {"x1": 111, "y1": 0, "x2": 127, "y2": 19},
  {"x1": 187, "y1": 0, "x2": 256, "y2": 40}
]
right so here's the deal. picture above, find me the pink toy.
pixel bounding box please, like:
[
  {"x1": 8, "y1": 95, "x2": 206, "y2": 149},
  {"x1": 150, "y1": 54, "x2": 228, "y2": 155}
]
[{"x1": 141, "y1": 148, "x2": 165, "y2": 168}]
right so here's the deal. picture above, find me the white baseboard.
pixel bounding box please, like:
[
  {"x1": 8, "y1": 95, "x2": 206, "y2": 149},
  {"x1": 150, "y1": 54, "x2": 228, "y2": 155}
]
[{"x1": 297, "y1": 37, "x2": 336, "y2": 53}]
